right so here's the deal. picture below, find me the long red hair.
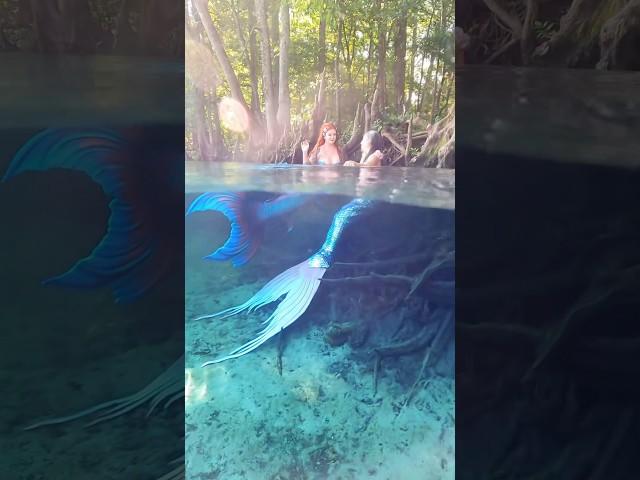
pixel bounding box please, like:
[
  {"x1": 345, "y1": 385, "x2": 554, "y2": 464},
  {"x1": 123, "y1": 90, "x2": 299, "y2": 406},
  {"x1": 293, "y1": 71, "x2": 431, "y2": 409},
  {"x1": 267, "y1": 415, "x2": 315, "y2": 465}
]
[{"x1": 310, "y1": 122, "x2": 342, "y2": 157}]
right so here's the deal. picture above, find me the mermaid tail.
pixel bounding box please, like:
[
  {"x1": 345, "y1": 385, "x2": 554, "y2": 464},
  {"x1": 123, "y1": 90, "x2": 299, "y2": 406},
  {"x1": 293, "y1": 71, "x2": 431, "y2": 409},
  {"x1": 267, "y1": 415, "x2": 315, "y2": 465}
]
[
  {"x1": 186, "y1": 193, "x2": 309, "y2": 267},
  {"x1": 186, "y1": 192, "x2": 262, "y2": 267},
  {"x1": 24, "y1": 355, "x2": 184, "y2": 430},
  {"x1": 199, "y1": 261, "x2": 326, "y2": 365},
  {"x1": 3, "y1": 128, "x2": 166, "y2": 303},
  {"x1": 199, "y1": 198, "x2": 375, "y2": 365}
]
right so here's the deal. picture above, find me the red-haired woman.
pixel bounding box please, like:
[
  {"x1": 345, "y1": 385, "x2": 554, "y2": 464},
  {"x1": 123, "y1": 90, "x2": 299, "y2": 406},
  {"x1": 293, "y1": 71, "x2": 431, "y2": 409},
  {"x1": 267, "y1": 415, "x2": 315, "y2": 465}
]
[{"x1": 300, "y1": 122, "x2": 345, "y2": 165}]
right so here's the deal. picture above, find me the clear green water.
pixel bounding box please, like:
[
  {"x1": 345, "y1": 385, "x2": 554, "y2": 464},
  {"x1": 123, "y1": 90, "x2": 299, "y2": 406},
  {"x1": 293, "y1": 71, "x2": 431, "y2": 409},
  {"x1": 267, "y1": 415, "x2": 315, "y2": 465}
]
[
  {"x1": 185, "y1": 189, "x2": 455, "y2": 479},
  {"x1": 186, "y1": 162, "x2": 455, "y2": 210}
]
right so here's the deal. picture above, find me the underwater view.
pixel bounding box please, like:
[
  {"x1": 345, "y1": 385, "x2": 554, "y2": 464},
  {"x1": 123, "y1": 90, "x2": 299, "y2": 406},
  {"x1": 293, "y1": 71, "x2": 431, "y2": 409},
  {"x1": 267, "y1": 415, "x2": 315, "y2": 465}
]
[
  {"x1": 0, "y1": 126, "x2": 184, "y2": 480},
  {"x1": 185, "y1": 166, "x2": 455, "y2": 479}
]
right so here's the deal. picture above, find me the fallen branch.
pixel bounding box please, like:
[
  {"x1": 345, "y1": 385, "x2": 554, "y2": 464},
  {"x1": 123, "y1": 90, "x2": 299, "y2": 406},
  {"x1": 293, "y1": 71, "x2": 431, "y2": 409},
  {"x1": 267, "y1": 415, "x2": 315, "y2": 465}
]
[
  {"x1": 334, "y1": 252, "x2": 430, "y2": 268},
  {"x1": 374, "y1": 323, "x2": 436, "y2": 358},
  {"x1": 483, "y1": 0, "x2": 522, "y2": 36},
  {"x1": 321, "y1": 272, "x2": 413, "y2": 287},
  {"x1": 373, "y1": 353, "x2": 381, "y2": 396},
  {"x1": 522, "y1": 282, "x2": 616, "y2": 382},
  {"x1": 458, "y1": 322, "x2": 640, "y2": 372},
  {"x1": 399, "y1": 311, "x2": 453, "y2": 414},
  {"x1": 382, "y1": 130, "x2": 405, "y2": 153},
  {"x1": 484, "y1": 36, "x2": 519, "y2": 65},
  {"x1": 403, "y1": 114, "x2": 413, "y2": 166},
  {"x1": 276, "y1": 327, "x2": 286, "y2": 376},
  {"x1": 405, "y1": 251, "x2": 454, "y2": 300},
  {"x1": 322, "y1": 275, "x2": 453, "y2": 305}
]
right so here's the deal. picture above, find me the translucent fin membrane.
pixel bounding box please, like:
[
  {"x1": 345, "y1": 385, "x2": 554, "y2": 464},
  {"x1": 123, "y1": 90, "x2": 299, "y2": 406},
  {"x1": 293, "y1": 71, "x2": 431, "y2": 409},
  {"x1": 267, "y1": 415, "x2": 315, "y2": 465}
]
[
  {"x1": 199, "y1": 261, "x2": 326, "y2": 365},
  {"x1": 24, "y1": 355, "x2": 184, "y2": 430},
  {"x1": 186, "y1": 192, "x2": 262, "y2": 267},
  {"x1": 3, "y1": 129, "x2": 161, "y2": 302}
]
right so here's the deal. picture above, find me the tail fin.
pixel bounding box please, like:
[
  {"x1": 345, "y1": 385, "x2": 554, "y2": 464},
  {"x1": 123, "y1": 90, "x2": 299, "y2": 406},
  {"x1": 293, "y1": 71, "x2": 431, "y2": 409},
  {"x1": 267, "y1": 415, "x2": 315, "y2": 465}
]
[
  {"x1": 199, "y1": 260, "x2": 326, "y2": 365},
  {"x1": 195, "y1": 198, "x2": 376, "y2": 364},
  {"x1": 23, "y1": 355, "x2": 183, "y2": 430},
  {"x1": 3, "y1": 128, "x2": 162, "y2": 303},
  {"x1": 186, "y1": 192, "x2": 264, "y2": 267}
]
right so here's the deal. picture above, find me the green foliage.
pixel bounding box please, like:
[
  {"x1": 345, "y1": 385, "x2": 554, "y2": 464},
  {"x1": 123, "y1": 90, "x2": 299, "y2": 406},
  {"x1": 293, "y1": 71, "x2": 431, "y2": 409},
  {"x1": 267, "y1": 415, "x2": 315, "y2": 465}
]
[
  {"x1": 534, "y1": 20, "x2": 557, "y2": 42},
  {"x1": 187, "y1": 0, "x2": 454, "y2": 157}
]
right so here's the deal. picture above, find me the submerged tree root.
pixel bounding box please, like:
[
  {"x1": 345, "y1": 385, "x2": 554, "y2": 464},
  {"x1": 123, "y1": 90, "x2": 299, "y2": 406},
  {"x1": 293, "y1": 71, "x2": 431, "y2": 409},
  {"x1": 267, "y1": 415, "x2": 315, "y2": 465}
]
[
  {"x1": 399, "y1": 312, "x2": 453, "y2": 415},
  {"x1": 276, "y1": 327, "x2": 286, "y2": 376},
  {"x1": 374, "y1": 323, "x2": 436, "y2": 358}
]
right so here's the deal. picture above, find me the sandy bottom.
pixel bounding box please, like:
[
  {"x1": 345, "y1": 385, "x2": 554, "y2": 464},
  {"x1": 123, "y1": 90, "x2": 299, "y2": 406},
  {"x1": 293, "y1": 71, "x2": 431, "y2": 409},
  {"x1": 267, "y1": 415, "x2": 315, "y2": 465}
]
[
  {"x1": 1, "y1": 340, "x2": 182, "y2": 480},
  {"x1": 186, "y1": 262, "x2": 454, "y2": 480}
]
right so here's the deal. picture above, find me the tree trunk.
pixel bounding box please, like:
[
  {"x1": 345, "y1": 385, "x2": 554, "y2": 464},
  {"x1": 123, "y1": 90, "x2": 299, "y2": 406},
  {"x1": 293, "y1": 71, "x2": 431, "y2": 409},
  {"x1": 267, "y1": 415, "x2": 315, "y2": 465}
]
[
  {"x1": 318, "y1": 10, "x2": 326, "y2": 73},
  {"x1": 255, "y1": 0, "x2": 278, "y2": 144},
  {"x1": 193, "y1": 88, "x2": 210, "y2": 161},
  {"x1": 113, "y1": 0, "x2": 139, "y2": 53},
  {"x1": 344, "y1": 103, "x2": 363, "y2": 156},
  {"x1": 598, "y1": 0, "x2": 640, "y2": 70},
  {"x1": 232, "y1": 0, "x2": 261, "y2": 114},
  {"x1": 394, "y1": 9, "x2": 408, "y2": 112},
  {"x1": 30, "y1": 0, "x2": 97, "y2": 53},
  {"x1": 247, "y1": 6, "x2": 262, "y2": 114},
  {"x1": 271, "y1": 0, "x2": 280, "y2": 102},
  {"x1": 440, "y1": 72, "x2": 453, "y2": 116},
  {"x1": 406, "y1": 17, "x2": 418, "y2": 112},
  {"x1": 209, "y1": 89, "x2": 227, "y2": 159},
  {"x1": 311, "y1": 69, "x2": 327, "y2": 140},
  {"x1": 371, "y1": 1, "x2": 387, "y2": 121},
  {"x1": 416, "y1": 52, "x2": 427, "y2": 112},
  {"x1": 364, "y1": 102, "x2": 371, "y2": 133},
  {"x1": 344, "y1": 22, "x2": 356, "y2": 87},
  {"x1": 366, "y1": 32, "x2": 374, "y2": 93},
  {"x1": 428, "y1": 55, "x2": 441, "y2": 118},
  {"x1": 431, "y1": 63, "x2": 446, "y2": 123},
  {"x1": 138, "y1": 0, "x2": 182, "y2": 56},
  {"x1": 277, "y1": 0, "x2": 291, "y2": 136},
  {"x1": 335, "y1": 16, "x2": 343, "y2": 128},
  {"x1": 194, "y1": 0, "x2": 250, "y2": 112}
]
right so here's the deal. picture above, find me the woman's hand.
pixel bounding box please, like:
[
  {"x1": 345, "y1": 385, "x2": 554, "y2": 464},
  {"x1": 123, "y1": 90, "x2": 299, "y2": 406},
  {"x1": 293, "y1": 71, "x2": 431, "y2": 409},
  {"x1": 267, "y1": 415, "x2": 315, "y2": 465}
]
[
  {"x1": 363, "y1": 150, "x2": 384, "y2": 166},
  {"x1": 300, "y1": 140, "x2": 309, "y2": 153},
  {"x1": 371, "y1": 150, "x2": 384, "y2": 161}
]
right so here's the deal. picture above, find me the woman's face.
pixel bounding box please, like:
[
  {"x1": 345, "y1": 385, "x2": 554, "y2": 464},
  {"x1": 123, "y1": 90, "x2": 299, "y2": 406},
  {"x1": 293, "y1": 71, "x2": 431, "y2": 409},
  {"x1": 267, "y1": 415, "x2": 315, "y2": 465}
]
[{"x1": 324, "y1": 128, "x2": 337, "y2": 144}]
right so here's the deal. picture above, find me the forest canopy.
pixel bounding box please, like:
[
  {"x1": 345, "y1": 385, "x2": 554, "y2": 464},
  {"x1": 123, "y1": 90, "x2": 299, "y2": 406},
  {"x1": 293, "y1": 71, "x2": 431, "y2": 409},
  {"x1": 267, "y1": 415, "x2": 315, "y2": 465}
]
[{"x1": 186, "y1": 0, "x2": 455, "y2": 165}]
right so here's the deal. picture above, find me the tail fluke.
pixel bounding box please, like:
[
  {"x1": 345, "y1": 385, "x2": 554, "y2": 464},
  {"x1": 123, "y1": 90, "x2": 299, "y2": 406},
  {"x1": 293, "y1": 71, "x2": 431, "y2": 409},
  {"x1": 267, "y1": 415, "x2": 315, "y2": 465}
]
[
  {"x1": 23, "y1": 356, "x2": 183, "y2": 430},
  {"x1": 198, "y1": 198, "x2": 376, "y2": 365},
  {"x1": 3, "y1": 128, "x2": 162, "y2": 303},
  {"x1": 200, "y1": 260, "x2": 326, "y2": 365},
  {"x1": 186, "y1": 192, "x2": 263, "y2": 267}
]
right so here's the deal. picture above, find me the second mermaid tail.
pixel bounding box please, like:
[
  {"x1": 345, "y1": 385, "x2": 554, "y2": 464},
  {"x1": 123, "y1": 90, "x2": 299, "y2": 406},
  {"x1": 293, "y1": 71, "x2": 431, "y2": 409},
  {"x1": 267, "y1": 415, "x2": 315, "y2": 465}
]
[
  {"x1": 198, "y1": 198, "x2": 375, "y2": 365},
  {"x1": 3, "y1": 128, "x2": 173, "y2": 303},
  {"x1": 186, "y1": 192, "x2": 309, "y2": 267}
]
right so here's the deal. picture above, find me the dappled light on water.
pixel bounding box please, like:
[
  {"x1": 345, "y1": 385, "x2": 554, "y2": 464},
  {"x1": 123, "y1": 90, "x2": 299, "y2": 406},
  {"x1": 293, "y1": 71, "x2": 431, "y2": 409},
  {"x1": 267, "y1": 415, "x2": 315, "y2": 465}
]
[
  {"x1": 185, "y1": 163, "x2": 455, "y2": 209},
  {"x1": 185, "y1": 368, "x2": 209, "y2": 406}
]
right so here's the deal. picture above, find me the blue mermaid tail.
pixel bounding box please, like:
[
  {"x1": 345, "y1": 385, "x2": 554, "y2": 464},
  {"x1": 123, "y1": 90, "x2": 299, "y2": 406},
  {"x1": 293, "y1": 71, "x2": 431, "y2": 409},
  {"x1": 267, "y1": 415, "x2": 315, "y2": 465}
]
[
  {"x1": 198, "y1": 198, "x2": 375, "y2": 365},
  {"x1": 186, "y1": 192, "x2": 309, "y2": 267},
  {"x1": 3, "y1": 128, "x2": 167, "y2": 303}
]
